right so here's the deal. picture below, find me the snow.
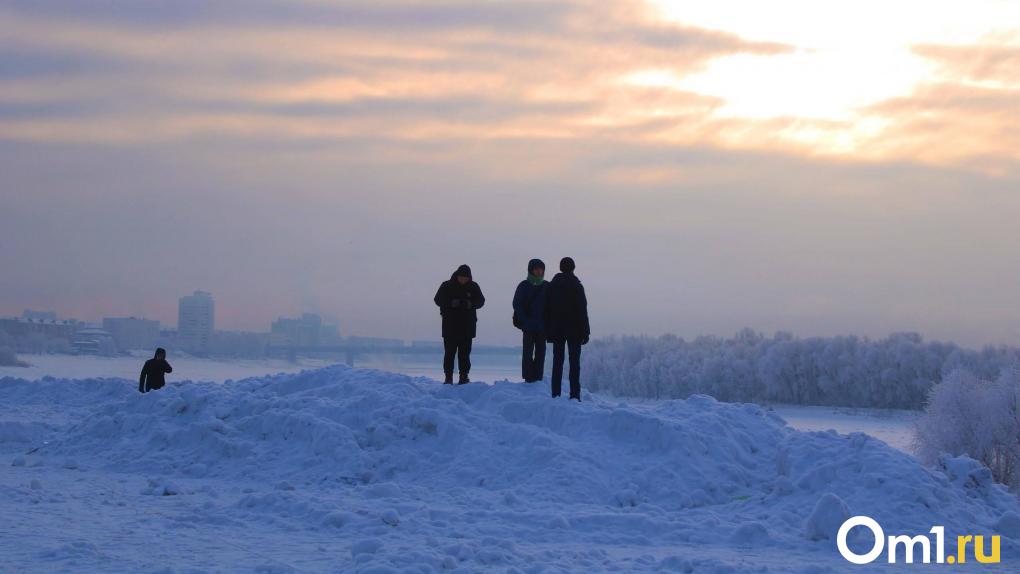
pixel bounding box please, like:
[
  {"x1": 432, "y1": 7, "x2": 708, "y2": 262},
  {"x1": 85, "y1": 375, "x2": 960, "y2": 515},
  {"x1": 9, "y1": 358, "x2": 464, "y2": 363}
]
[
  {"x1": 804, "y1": 493, "x2": 851, "y2": 541},
  {"x1": 1, "y1": 354, "x2": 922, "y2": 456},
  {"x1": 1, "y1": 364, "x2": 1018, "y2": 572},
  {"x1": 0, "y1": 352, "x2": 335, "y2": 383}
]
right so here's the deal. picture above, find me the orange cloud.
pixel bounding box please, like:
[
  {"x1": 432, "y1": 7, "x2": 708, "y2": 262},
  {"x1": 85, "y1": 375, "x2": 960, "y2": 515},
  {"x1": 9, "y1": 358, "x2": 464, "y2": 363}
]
[{"x1": 2, "y1": 2, "x2": 1018, "y2": 182}]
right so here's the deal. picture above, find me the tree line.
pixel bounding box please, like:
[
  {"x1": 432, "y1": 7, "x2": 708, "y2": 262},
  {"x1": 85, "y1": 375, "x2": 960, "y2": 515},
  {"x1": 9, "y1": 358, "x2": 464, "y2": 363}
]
[{"x1": 582, "y1": 329, "x2": 1020, "y2": 409}]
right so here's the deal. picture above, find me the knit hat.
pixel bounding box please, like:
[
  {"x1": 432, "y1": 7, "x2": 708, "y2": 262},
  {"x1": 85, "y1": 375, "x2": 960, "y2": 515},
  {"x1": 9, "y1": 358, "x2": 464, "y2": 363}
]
[
  {"x1": 528, "y1": 258, "x2": 545, "y2": 274},
  {"x1": 559, "y1": 257, "x2": 575, "y2": 273}
]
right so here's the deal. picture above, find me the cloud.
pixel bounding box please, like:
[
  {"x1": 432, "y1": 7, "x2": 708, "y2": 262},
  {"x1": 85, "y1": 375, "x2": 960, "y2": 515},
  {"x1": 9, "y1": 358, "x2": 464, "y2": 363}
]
[
  {"x1": 846, "y1": 42, "x2": 1020, "y2": 173},
  {"x1": 0, "y1": 0, "x2": 573, "y2": 30},
  {"x1": 914, "y1": 41, "x2": 1020, "y2": 86},
  {"x1": 0, "y1": 1, "x2": 790, "y2": 148}
]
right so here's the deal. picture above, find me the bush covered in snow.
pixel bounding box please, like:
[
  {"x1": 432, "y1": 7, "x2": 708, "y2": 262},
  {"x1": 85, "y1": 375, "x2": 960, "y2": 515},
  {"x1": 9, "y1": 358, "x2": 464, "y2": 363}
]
[
  {"x1": 583, "y1": 329, "x2": 1020, "y2": 409},
  {"x1": 914, "y1": 369, "x2": 1020, "y2": 494},
  {"x1": 0, "y1": 346, "x2": 27, "y2": 367}
]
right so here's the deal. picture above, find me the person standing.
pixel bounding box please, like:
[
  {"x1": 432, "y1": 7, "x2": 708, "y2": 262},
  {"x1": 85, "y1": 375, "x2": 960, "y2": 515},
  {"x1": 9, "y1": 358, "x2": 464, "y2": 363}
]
[
  {"x1": 512, "y1": 258, "x2": 549, "y2": 383},
  {"x1": 138, "y1": 347, "x2": 173, "y2": 393},
  {"x1": 434, "y1": 264, "x2": 485, "y2": 384},
  {"x1": 546, "y1": 257, "x2": 590, "y2": 400}
]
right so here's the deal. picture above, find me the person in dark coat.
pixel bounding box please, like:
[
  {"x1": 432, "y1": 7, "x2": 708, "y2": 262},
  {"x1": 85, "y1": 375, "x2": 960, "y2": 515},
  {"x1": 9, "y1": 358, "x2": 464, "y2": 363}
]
[
  {"x1": 434, "y1": 264, "x2": 485, "y2": 384},
  {"x1": 139, "y1": 347, "x2": 173, "y2": 393},
  {"x1": 512, "y1": 258, "x2": 549, "y2": 383},
  {"x1": 546, "y1": 257, "x2": 590, "y2": 400}
]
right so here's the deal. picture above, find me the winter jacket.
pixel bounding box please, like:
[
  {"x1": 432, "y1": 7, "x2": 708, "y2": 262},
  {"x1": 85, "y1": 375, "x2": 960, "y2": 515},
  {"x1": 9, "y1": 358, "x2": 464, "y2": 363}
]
[
  {"x1": 139, "y1": 356, "x2": 173, "y2": 393},
  {"x1": 434, "y1": 271, "x2": 486, "y2": 339},
  {"x1": 512, "y1": 278, "x2": 548, "y2": 333},
  {"x1": 546, "y1": 272, "x2": 590, "y2": 343}
]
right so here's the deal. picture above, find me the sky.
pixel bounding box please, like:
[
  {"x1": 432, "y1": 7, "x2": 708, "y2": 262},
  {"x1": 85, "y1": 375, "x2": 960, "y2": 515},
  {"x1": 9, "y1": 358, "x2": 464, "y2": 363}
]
[{"x1": 1, "y1": 0, "x2": 1019, "y2": 347}]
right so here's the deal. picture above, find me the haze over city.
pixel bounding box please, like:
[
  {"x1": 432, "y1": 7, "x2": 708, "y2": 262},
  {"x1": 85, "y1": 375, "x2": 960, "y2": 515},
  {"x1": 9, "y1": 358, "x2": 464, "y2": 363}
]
[{"x1": 2, "y1": 0, "x2": 1019, "y2": 346}]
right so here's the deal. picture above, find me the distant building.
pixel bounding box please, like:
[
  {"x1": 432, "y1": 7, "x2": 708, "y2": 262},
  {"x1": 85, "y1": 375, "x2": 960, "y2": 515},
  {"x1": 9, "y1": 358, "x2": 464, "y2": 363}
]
[
  {"x1": 0, "y1": 316, "x2": 79, "y2": 340},
  {"x1": 271, "y1": 313, "x2": 321, "y2": 347},
  {"x1": 102, "y1": 317, "x2": 160, "y2": 351},
  {"x1": 22, "y1": 310, "x2": 57, "y2": 321},
  {"x1": 210, "y1": 330, "x2": 270, "y2": 358},
  {"x1": 72, "y1": 327, "x2": 116, "y2": 355},
  {"x1": 319, "y1": 322, "x2": 341, "y2": 345},
  {"x1": 271, "y1": 313, "x2": 340, "y2": 347},
  {"x1": 178, "y1": 291, "x2": 214, "y2": 354}
]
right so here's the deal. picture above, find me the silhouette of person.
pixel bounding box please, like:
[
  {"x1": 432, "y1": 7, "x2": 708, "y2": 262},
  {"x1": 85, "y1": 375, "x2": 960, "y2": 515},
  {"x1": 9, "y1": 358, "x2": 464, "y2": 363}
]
[
  {"x1": 434, "y1": 264, "x2": 485, "y2": 384},
  {"x1": 139, "y1": 347, "x2": 173, "y2": 393},
  {"x1": 546, "y1": 257, "x2": 590, "y2": 400},
  {"x1": 513, "y1": 258, "x2": 549, "y2": 382}
]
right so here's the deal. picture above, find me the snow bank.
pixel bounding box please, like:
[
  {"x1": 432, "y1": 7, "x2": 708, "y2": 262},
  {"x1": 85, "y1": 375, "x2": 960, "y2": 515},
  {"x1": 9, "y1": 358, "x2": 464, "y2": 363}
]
[{"x1": 2, "y1": 365, "x2": 1018, "y2": 572}]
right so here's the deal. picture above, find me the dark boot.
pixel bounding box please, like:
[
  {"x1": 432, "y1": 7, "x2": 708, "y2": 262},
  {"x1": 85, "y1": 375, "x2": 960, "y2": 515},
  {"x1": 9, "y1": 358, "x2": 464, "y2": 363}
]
[
  {"x1": 458, "y1": 375, "x2": 470, "y2": 385},
  {"x1": 443, "y1": 373, "x2": 453, "y2": 385}
]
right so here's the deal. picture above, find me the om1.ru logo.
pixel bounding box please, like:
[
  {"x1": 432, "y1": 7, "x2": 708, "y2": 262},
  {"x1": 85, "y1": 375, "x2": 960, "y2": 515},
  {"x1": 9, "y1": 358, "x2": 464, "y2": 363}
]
[{"x1": 838, "y1": 516, "x2": 1000, "y2": 565}]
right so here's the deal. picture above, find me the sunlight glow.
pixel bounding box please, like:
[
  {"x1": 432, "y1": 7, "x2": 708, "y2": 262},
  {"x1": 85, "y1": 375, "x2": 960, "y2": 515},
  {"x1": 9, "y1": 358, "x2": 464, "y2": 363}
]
[{"x1": 643, "y1": 0, "x2": 1020, "y2": 153}]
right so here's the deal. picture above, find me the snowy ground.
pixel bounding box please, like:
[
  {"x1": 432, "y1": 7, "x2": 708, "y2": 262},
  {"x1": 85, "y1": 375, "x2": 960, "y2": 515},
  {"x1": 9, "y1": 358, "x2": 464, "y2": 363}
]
[
  {"x1": 1, "y1": 355, "x2": 918, "y2": 455},
  {"x1": 2, "y1": 365, "x2": 1019, "y2": 572}
]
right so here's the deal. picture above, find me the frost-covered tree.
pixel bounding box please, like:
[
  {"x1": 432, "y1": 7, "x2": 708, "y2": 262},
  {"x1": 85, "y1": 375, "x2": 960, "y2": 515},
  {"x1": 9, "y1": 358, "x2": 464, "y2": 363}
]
[
  {"x1": 914, "y1": 369, "x2": 1020, "y2": 493},
  {"x1": 582, "y1": 330, "x2": 1020, "y2": 409}
]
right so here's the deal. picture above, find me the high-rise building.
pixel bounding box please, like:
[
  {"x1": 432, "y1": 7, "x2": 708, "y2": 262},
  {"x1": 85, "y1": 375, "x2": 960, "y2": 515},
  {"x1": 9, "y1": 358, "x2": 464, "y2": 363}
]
[{"x1": 178, "y1": 291, "x2": 214, "y2": 354}]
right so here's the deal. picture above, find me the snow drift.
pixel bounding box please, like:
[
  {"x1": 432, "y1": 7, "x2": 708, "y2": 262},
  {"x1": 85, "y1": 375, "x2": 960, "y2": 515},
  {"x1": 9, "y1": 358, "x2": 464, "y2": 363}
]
[{"x1": 2, "y1": 365, "x2": 1019, "y2": 572}]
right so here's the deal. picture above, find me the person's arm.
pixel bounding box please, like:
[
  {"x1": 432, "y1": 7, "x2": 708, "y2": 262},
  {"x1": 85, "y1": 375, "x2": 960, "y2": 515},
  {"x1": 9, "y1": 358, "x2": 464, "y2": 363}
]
[
  {"x1": 578, "y1": 283, "x2": 590, "y2": 343},
  {"x1": 434, "y1": 283, "x2": 447, "y2": 309},
  {"x1": 139, "y1": 363, "x2": 147, "y2": 393},
  {"x1": 163, "y1": 361, "x2": 172, "y2": 374},
  {"x1": 512, "y1": 282, "x2": 527, "y2": 316},
  {"x1": 473, "y1": 283, "x2": 485, "y2": 310},
  {"x1": 436, "y1": 282, "x2": 463, "y2": 308}
]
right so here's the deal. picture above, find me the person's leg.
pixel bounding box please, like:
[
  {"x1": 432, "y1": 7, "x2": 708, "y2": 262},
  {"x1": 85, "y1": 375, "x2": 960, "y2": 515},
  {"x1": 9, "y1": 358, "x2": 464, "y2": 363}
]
[
  {"x1": 551, "y1": 339, "x2": 565, "y2": 397},
  {"x1": 442, "y1": 338, "x2": 456, "y2": 383},
  {"x1": 534, "y1": 332, "x2": 547, "y2": 381},
  {"x1": 568, "y1": 338, "x2": 582, "y2": 400},
  {"x1": 522, "y1": 331, "x2": 535, "y2": 381},
  {"x1": 458, "y1": 338, "x2": 472, "y2": 382}
]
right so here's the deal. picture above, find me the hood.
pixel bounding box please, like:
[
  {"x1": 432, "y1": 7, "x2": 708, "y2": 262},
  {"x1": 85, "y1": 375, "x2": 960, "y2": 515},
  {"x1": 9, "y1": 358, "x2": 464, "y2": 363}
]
[{"x1": 450, "y1": 264, "x2": 472, "y2": 281}]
